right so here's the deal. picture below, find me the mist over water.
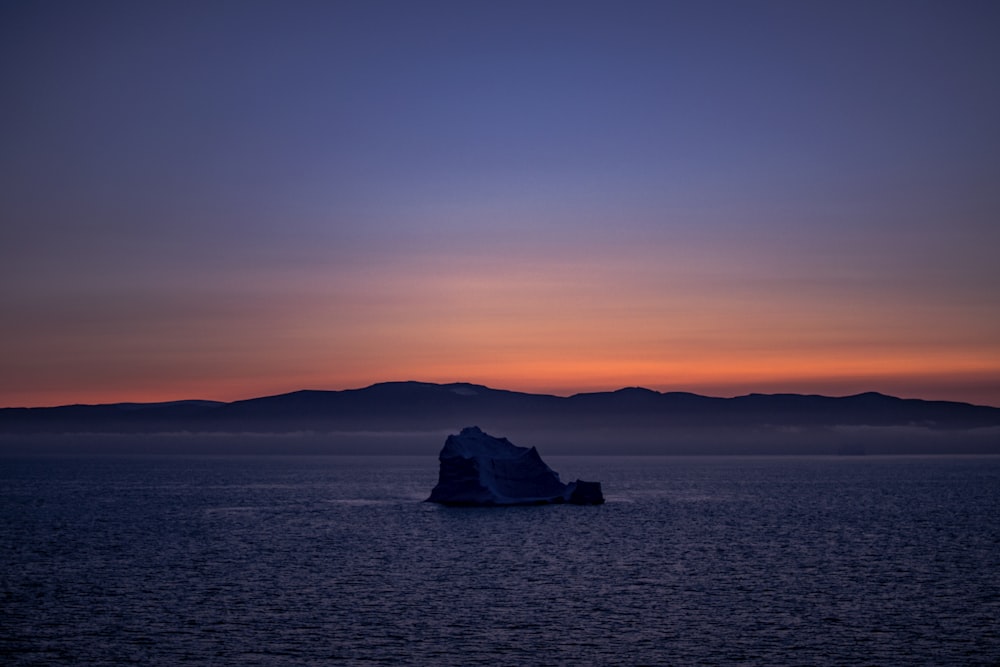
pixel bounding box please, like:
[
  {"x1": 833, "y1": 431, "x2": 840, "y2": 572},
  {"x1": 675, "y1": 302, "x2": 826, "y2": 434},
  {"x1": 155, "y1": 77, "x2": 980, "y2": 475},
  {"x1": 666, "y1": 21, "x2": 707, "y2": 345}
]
[
  {"x1": 4, "y1": 423, "x2": 1000, "y2": 456},
  {"x1": 3, "y1": 453, "x2": 999, "y2": 665}
]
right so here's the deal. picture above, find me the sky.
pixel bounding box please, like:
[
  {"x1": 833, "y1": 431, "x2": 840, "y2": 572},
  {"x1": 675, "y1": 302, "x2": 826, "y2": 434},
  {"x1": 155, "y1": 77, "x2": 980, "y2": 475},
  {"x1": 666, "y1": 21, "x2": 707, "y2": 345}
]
[{"x1": 2, "y1": 0, "x2": 999, "y2": 408}]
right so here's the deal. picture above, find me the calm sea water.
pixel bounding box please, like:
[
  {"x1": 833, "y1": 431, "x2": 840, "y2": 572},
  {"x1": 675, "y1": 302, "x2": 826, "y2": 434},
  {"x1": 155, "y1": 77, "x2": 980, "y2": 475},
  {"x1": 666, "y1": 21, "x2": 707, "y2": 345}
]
[{"x1": 2, "y1": 454, "x2": 999, "y2": 665}]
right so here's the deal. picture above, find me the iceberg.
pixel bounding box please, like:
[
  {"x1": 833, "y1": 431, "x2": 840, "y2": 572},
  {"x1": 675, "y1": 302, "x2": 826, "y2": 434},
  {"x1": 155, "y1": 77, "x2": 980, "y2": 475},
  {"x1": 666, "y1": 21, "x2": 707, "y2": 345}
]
[{"x1": 427, "y1": 426, "x2": 604, "y2": 506}]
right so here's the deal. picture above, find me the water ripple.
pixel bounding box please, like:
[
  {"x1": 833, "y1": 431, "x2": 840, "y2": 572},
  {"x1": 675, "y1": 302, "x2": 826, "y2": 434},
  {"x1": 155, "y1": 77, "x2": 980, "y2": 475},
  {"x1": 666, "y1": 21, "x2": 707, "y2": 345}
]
[{"x1": 2, "y1": 455, "x2": 999, "y2": 665}]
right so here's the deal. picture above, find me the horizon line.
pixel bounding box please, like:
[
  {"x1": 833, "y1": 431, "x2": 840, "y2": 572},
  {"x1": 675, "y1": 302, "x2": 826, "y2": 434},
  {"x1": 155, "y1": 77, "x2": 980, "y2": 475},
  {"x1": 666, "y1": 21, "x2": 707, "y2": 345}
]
[{"x1": 4, "y1": 379, "x2": 997, "y2": 411}]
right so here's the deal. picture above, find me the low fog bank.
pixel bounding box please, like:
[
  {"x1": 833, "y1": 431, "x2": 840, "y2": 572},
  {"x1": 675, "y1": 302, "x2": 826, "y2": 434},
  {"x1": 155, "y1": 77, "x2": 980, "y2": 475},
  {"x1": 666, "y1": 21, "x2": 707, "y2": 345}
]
[
  {"x1": 514, "y1": 425, "x2": 1000, "y2": 456},
  {"x1": 0, "y1": 431, "x2": 449, "y2": 456},
  {"x1": 2, "y1": 425, "x2": 998, "y2": 456}
]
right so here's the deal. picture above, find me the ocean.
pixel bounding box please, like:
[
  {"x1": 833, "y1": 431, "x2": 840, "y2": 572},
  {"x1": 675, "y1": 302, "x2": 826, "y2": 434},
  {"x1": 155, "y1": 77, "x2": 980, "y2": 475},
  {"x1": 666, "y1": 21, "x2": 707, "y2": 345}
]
[{"x1": 2, "y1": 454, "x2": 999, "y2": 665}]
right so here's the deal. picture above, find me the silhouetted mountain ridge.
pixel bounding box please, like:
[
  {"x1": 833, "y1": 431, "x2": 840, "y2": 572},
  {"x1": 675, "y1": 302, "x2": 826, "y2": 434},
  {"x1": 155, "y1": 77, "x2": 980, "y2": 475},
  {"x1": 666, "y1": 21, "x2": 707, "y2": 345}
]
[{"x1": 2, "y1": 382, "x2": 998, "y2": 435}]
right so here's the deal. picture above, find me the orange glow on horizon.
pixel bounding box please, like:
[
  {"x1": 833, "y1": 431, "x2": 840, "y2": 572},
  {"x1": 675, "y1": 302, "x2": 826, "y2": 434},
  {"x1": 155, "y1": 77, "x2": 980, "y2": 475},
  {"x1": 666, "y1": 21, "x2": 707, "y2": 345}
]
[
  {"x1": 6, "y1": 353, "x2": 998, "y2": 409},
  {"x1": 3, "y1": 234, "x2": 997, "y2": 408}
]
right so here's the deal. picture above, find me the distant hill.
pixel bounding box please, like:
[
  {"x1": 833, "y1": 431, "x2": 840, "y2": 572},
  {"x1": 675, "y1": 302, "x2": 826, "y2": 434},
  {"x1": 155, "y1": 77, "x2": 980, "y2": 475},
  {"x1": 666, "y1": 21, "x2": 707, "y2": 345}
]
[{"x1": 1, "y1": 382, "x2": 998, "y2": 455}]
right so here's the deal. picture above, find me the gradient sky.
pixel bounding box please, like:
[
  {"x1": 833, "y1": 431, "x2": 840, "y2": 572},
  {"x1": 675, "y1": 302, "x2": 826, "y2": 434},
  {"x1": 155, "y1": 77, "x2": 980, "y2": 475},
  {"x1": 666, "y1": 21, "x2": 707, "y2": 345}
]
[{"x1": 2, "y1": 0, "x2": 999, "y2": 408}]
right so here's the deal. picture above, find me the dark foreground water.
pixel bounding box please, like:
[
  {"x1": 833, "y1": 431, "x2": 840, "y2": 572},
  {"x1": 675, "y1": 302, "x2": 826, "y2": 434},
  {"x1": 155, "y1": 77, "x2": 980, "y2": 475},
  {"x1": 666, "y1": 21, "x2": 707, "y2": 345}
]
[{"x1": 2, "y1": 454, "x2": 999, "y2": 665}]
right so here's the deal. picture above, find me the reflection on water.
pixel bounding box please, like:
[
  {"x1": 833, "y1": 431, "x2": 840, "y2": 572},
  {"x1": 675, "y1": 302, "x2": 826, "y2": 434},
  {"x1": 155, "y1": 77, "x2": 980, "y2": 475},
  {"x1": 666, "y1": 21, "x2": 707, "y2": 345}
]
[{"x1": 2, "y1": 454, "x2": 999, "y2": 665}]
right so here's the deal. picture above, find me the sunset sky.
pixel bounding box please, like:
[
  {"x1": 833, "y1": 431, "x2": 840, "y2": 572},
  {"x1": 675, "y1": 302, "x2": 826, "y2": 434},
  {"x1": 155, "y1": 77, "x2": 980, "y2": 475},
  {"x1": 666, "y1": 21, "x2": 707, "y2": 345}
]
[{"x1": 2, "y1": 0, "x2": 999, "y2": 408}]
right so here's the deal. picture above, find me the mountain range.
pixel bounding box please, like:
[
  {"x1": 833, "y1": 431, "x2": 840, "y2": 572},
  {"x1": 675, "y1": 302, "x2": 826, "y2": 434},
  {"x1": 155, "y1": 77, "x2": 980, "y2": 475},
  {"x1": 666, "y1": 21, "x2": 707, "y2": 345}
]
[{"x1": 2, "y1": 381, "x2": 998, "y2": 455}]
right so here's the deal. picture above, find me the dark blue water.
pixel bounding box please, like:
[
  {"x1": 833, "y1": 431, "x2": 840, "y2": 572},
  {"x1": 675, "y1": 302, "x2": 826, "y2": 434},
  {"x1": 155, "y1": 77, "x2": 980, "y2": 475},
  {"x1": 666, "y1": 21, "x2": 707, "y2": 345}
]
[{"x1": 3, "y1": 455, "x2": 999, "y2": 665}]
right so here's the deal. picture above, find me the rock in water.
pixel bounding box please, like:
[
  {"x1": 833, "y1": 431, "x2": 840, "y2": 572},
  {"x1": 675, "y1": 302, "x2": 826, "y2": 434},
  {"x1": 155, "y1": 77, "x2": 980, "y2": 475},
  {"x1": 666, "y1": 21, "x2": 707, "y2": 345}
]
[{"x1": 427, "y1": 426, "x2": 604, "y2": 506}]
